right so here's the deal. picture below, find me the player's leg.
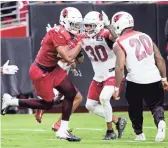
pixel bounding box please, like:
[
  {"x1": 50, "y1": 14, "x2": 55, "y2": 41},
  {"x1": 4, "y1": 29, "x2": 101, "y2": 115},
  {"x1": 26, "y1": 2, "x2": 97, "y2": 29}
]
[
  {"x1": 35, "y1": 89, "x2": 64, "y2": 123},
  {"x1": 54, "y1": 76, "x2": 81, "y2": 142},
  {"x1": 1, "y1": 93, "x2": 54, "y2": 115},
  {"x1": 125, "y1": 81, "x2": 146, "y2": 141},
  {"x1": 52, "y1": 91, "x2": 83, "y2": 131},
  {"x1": 101, "y1": 77, "x2": 127, "y2": 139},
  {"x1": 144, "y1": 81, "x2": 166, "y2": 142},
  {"x1": 85, "y1": 79, "x2": 127, "y2": 139},
  {"x1": 99, "y1": 85, "x2": 117, "y2": 140},
  {"x1": 85, "y1": 80, "x2": 103, "y2": 113},
  {"x1": 1, "y1": 64, "x2": 55, "y2": 114}
]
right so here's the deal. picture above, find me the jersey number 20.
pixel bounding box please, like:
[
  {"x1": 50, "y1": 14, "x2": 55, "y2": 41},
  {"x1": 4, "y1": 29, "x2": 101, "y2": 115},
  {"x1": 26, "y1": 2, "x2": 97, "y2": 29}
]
[{"x1": 129, "y1": 35, "x2": 153, "y2": 61}]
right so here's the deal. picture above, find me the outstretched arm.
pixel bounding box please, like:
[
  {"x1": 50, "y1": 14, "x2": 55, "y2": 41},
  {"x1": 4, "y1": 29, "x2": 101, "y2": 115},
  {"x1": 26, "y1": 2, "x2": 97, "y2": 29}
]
[{"x1": 1, "y1": 60, "x2": 19, "y2": 75}]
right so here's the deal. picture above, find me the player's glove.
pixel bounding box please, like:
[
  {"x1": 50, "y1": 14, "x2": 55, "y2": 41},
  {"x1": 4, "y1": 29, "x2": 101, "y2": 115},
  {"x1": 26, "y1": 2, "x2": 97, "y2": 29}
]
[
  {"x1": 2, "y1": 60, "x2": 19, "y2": 75},
  {"x1": 46, "y1": 23, "x2": 52, "y2": 32},
  {"x1": 102, "y1": 11, "x2": 110, "y2": 27}
]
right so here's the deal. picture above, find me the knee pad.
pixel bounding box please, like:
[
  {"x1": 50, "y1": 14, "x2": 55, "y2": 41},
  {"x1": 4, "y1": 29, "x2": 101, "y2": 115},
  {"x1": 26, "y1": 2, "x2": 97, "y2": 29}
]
[
  {"x1": 85, "y1": 99, "x2": 98, "y2": 111},
  {"x1": 152, "y1": 106, "x2": 165, "y2": 127},
  {"x1": 99, "y1": 86, "x2": 114, "y2": 106}
]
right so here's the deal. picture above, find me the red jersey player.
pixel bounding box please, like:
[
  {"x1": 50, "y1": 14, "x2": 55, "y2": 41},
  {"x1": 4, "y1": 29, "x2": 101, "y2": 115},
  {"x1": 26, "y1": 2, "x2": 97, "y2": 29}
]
[
  {"x1": 35, "y1": 50, "x2": 84, "y2": 132},
  {"x1": 1, "y1": 7, "x2": 83, "y2": 142}
]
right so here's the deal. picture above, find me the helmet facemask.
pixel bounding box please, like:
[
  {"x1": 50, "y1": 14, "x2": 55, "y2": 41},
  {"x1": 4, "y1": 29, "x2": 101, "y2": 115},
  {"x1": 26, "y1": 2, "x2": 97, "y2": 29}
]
[
  {"x1": 59, "y1": 7, "x2": 83, "y2": 35},
  {"x1": 84, "y1": 24, "x2": 97, "y2": 37},
  {"x1": 69, "y1": 22, "x2": 82, "y2": 34}
]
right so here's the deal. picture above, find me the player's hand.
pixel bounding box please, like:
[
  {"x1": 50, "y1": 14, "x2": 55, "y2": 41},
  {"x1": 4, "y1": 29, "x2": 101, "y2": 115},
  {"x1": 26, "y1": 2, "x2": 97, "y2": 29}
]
[
  {"x1": 113, "y1": 87, "x2": 120, "y2": 100},
  {"x1": 162, "y1": 80, "x2": 168, "y2": 91},
  {"x1": 46, "y1": 23, "x2": 52, "y2": 32},
  {"x1": 102, "y1": 11, "x2": 110, "y2": 27},
  {"x1": 2, "y1": 60, "x2": 19, "y2": 75}
]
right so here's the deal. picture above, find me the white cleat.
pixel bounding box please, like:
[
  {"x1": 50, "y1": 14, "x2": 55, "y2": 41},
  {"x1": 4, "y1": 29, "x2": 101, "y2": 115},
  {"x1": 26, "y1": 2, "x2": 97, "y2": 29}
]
[
  {"x1": 135, "y1": 133, "x2": 146, "y2": 141},
  {"x1": 56, "y1": 129, "x2": 81, "y2": 142},
  {"x1": 1, "y1": 93, "x2": 12, "y2": 115},
  {"x1": 155, "y1": 120, "x2": 166, "y2": 142},
  {"x1": 56, "y1": 130, "x2": 70, "y2": 140}
]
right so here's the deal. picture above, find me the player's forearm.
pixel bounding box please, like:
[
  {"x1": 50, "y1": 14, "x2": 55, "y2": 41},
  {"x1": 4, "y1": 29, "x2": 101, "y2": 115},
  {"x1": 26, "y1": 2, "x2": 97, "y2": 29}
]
[
  {"x1": 115, "y1": 66, "x2": 124, "y2": 88},
  {"x1": 106, "y1": 25, "x2": 112, "y2": 34},
  {"x1": 105, "y1": 25, "x2": 117, "y2": 42},
  {"x1": 67, "y1": 44, "x2": 81, "y2": 62},
  {"x1": 156, "y1": 59, "x2": 167, "y2": 78}
]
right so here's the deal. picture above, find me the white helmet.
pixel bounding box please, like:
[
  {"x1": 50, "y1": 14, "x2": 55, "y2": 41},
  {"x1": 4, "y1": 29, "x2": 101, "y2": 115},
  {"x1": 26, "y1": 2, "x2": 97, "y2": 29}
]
[
  {"x1": 59, "y1": 7, "x2": 83, "y2": 35},
  {"x1": 84, "y1": 11, "x2": 104, "y2": 37},
  {"x1": 111, "y1": 11, "x2": 134, "y2": 37}
]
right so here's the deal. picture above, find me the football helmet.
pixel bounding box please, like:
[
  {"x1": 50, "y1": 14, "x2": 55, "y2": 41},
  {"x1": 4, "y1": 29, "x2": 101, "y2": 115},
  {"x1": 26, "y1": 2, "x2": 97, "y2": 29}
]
[
  {"x1": 59, "y1": 7, "x2": 83, "y2": 35},
  {"x1": 83, "y1": 11, "x2": 104, "y2": 37},
  {"x1": 111, "y1": 11, "x2": 134, "y2": 37}
]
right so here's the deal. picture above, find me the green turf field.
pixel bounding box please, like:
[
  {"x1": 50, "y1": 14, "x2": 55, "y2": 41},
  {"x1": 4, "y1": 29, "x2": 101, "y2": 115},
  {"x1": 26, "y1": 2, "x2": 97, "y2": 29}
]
[{"x1": 1, "y1": 111, "x2": 168, "y2": 148}]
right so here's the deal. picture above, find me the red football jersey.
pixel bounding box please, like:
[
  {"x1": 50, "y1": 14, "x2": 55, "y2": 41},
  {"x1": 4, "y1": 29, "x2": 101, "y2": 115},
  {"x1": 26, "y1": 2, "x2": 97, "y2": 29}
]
[{"x1": 35, "y1": 25, "x2": 76, "y2": 67}]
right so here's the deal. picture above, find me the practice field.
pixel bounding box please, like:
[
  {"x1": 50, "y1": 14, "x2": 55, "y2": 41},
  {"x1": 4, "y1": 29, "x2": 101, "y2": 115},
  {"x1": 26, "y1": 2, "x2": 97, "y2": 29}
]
[{"x1": 1, "y1": 112, "x2": 168, "y2": 148}]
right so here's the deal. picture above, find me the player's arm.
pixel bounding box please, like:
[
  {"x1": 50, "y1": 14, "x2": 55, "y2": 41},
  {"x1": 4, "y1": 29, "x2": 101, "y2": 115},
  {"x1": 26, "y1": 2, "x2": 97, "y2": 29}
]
[
  {"x1": 49, "y1": 29, "x2": 82, "y2": 62},
  {"x1": 113, "y1": 42, "x2": 126, "y2": 88},
  {"x1": 153, "y1": 42, "x2": 168, "y2": 90},
  {"x1": 153, "y1": 42, "x2": 167, "y2": 79},
  {"x1": 102, "y1": 11, "x2": 117, "y2": 42},
  {"x1": 56, "y1": 43, "x2": 82, "y2": 62}
]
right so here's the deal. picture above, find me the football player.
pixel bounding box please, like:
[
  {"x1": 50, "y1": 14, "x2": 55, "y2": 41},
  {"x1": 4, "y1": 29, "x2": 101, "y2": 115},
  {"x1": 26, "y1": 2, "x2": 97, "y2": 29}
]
[
  {"x1": 81, "y1": 11, "x2": 127, "y2": 140},
  {"x1": 2, "y1": 7, "x2": 83, "y2": 142}
]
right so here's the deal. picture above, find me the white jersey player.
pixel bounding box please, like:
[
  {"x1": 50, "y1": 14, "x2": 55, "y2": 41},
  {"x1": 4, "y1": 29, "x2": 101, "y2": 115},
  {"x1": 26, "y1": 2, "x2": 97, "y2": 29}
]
[
  {"x1": 81, "y1": 11, "x2": 127, "y2": 140},
  {"x1": 111, "y1": 11, "x2": 168, "y2": 142}
]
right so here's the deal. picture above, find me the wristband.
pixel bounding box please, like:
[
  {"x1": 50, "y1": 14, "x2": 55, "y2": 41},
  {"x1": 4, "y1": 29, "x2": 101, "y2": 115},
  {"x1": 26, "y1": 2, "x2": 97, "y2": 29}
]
[
  {"x1": 114, "y1": 87, "x2": 119, "y2": 91},
  {"x1": 162, "y1": 77, "x2": 167, "y2": 82}
]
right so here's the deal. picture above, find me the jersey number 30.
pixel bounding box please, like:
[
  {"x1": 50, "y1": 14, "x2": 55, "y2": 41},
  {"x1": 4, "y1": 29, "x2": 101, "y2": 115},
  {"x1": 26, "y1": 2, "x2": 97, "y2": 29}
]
[
  {"x1": 85, "y1": 45, "x2": 108, "y2": 62},
  {"x1": 129, "y1": 35, "x2": 153, "y2": 61}
]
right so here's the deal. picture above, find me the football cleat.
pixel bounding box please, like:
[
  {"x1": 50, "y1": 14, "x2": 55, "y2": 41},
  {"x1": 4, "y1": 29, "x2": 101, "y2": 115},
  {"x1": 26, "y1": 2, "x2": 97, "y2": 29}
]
[
  {"x1": 56, "y1": 130, "x2": 81, "y2": 142},
  {"x1": 135, "y1": 133, "x2": 146, "y2": 141},
  {"x1": 103, "y1": 130, "x2": 117, "y2": 140},
  {"x1": 1, "y1": 93, "x2": 12, "y2": 115},
  {"x1": 35, "y1": 110, "x2": 44, "y2": 123},
  {"x1": 116, "y1": 117, "x2": 127, "y2": 138},
  {"x1": 155, "y1": 120, "x2": 166, "y2": 142}
]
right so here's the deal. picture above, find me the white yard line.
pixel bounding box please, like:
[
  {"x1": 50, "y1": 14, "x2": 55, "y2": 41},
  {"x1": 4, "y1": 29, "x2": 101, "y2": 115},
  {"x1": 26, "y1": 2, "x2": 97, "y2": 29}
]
[
  {"x1": 2, "y1": 128, "x2": 45, "y2": 132},
  {"x1": 75, "y1": 128, "x2": 103, "y2": 131},
  {"x1": 2, "y1": 126, "x2": 168, "y2": 132}
]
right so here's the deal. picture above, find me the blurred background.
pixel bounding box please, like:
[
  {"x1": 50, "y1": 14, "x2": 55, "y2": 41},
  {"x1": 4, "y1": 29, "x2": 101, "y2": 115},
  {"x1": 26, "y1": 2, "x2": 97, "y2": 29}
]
[{"x1": 1, "y1": 0, "x2": 168, "y2": 114}]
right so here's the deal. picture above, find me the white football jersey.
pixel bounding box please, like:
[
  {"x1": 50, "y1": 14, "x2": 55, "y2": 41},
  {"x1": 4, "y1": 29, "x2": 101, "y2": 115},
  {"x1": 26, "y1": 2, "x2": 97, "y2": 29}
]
[
  {"x1": 82, "y1": 29, "x2": 116, "y2": 82},
  {"x1": 117, "y1": 30, "x2": 161, "y2": 84}
]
